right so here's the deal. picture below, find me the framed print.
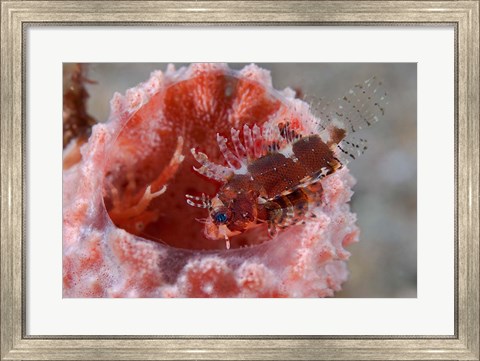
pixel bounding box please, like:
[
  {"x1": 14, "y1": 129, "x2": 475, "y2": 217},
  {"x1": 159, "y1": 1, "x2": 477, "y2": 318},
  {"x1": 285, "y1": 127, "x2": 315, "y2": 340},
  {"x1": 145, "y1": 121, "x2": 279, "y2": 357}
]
[{"x1": 1, "y1": 1, "x2": 479, "y2": 360}]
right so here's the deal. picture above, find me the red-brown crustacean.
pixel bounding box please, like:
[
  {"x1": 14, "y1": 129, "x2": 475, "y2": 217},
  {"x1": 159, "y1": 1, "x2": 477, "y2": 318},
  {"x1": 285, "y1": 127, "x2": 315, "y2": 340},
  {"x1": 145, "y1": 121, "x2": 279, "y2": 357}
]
[{"x1": 187, "y1": 77, "x2": 387, "y2": 249}]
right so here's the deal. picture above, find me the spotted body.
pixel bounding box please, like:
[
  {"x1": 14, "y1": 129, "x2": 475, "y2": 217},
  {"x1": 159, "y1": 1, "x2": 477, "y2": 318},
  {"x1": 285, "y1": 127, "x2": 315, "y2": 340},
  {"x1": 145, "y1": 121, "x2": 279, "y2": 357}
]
[{"x1": 186, "y1": 77, "x2": 387, "y2": 248}]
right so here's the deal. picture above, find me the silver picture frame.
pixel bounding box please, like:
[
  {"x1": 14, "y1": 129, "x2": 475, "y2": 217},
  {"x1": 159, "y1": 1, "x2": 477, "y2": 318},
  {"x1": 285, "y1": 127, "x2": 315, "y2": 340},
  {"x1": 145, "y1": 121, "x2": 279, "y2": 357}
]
[{"x1": 1, "y1": 1, "x2": 478, "y2": 360}]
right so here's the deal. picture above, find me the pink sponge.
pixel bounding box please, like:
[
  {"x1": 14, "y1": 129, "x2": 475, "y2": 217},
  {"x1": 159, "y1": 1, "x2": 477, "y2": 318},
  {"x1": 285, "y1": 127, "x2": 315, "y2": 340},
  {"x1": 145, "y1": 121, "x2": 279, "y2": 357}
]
[{"x1": 62, "y1": 63, "x2": 359, "y2": 298}]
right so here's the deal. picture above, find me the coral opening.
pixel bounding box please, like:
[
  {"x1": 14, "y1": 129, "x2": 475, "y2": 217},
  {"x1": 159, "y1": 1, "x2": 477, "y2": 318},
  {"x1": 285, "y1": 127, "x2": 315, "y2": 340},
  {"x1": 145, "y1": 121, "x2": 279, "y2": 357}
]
[
  {"x1": 103, "y1": 70, "x2": 282, "y2": 250},
  {"x1": 63, "y1": 63, "x2": 370, "y2": 298}
]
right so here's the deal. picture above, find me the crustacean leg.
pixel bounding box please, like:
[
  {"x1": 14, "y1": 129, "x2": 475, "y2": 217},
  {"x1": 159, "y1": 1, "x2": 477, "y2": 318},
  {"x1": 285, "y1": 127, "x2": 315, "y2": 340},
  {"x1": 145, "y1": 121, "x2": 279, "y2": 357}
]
[{"x1": 107, "y1": 137, "x2": 185, "y2": 234}]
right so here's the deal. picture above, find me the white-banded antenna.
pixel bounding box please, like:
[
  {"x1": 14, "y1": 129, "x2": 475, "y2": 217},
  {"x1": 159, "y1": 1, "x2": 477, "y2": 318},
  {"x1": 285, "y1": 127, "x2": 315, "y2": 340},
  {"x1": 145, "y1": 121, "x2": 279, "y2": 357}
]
[{"x1": 185, "y1": 193, "x2": 211, "y2": 209}]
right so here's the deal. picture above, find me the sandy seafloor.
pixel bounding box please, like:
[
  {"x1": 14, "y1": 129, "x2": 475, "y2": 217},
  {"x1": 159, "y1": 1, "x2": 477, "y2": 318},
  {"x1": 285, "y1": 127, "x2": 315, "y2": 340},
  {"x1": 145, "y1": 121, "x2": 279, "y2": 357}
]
[{"x1": 65, "y1": 63, "x2": 417, "y2": 298}]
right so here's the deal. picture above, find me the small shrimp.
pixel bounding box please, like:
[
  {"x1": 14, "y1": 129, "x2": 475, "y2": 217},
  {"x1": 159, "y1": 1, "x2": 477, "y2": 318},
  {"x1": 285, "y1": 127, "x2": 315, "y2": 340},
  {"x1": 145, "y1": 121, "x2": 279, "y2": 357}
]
[{"x1": 187, "y1": 77, "x2": 388, "y2": 249}]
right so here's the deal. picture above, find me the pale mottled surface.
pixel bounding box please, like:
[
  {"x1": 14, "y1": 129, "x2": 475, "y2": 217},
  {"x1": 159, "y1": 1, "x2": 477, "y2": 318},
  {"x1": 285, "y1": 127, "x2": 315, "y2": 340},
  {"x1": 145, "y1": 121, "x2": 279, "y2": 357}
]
[{"x1": 63, "y1": 63, "x2": 365, "y2": 297}]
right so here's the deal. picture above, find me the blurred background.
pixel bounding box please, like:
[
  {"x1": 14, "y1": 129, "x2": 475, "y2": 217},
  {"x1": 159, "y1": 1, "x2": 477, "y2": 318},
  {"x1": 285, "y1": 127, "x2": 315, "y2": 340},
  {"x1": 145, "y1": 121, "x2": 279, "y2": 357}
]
[{"x1": 69, "y1": 63, "x2": 417, "y2": 298}]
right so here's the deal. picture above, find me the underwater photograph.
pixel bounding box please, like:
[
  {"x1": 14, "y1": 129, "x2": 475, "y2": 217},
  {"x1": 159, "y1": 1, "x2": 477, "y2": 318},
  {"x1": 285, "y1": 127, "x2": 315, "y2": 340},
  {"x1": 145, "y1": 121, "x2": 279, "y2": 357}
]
[{"x1": 62, "y1": 63, "x2": 417, "y2": 298}]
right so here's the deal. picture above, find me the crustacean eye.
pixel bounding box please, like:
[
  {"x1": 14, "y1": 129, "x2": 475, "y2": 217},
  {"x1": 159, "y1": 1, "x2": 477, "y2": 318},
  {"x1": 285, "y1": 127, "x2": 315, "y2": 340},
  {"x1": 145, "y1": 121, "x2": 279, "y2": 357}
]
[{"x1": 213, "y1": 212, "x2": 228, "y2": 224}]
